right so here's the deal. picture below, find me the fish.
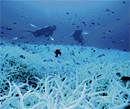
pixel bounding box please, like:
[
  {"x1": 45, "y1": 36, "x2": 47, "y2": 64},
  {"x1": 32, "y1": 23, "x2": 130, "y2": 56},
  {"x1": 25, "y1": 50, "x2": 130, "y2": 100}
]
[
  {"x1": 50, "y1": 37, "x2": 55, "y2": 41},
  {"x1": 54, "y1": 49, "x2": 61, "y2": 57},
  {"x1": 25, "y1": 25, "x2": 56, "y2": 37},
  {"x1": 82, "y1": 31, "x2": 88, "y2": 35},
  {"x1": 6, "y1": 27, "x2": 13, "y2": 30},
  {"x1": 12, "y1": 37, "x2": 18, "y2": 40},
  {"x1": 82, "y1": 21, "x2": 87, "y2": 26},
  {"x1": 30, "y1": 24, "x2": 38, "y2": 28}
]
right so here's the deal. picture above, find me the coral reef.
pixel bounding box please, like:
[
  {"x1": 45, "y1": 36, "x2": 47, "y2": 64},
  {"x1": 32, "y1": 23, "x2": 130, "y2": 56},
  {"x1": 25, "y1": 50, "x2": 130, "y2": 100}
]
[{"x1": 0, "y1": 43, "x2": 130, "y2": 109}]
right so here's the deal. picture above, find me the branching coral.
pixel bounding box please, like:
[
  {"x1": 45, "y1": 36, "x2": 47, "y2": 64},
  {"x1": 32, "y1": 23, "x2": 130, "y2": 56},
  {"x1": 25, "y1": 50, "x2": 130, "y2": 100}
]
[
  {"x1": 0, "y1": 44, "x2": 130, "y2": 109},
  {"x1": 0, "y1": 72, "x2": 129, "y2": 109}
]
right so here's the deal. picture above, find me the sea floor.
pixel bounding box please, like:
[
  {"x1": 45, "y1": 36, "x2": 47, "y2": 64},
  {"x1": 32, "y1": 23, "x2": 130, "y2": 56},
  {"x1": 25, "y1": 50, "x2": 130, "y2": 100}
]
[{"x1": 0, "y1": 41, "x2": 130, "y2": 109}]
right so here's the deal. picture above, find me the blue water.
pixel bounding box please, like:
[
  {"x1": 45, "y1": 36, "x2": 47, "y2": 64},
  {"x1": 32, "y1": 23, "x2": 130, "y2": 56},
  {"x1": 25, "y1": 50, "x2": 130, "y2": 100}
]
[
  {"x1": 0, "y1": 0, "x2": 130, "y2": 51},
  {"x1": 0, "y1": 1, "x2": 130, "y2": 109}
]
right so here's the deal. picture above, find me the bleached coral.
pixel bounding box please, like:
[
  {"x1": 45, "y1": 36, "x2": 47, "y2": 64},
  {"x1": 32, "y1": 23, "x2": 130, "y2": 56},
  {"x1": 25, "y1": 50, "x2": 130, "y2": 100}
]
[{"x1": 0, "y1": 43, "x2": 130, "y2": 109}]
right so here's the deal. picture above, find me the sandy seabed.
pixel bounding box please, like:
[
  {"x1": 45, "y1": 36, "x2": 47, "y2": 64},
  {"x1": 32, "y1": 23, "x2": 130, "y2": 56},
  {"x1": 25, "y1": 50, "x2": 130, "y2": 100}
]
[{"x1": 0, "y1": 42, "x2": 130, "y2": 109}]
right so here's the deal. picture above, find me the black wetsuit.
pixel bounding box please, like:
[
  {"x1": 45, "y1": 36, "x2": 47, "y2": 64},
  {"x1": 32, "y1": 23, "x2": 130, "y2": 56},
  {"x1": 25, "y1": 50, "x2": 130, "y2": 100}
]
[
  {"x1": 72, "y1": 29, "x2": 84, "y2": 44},
  {"x1": 29, "y1": 25, "x2": 56, "y2": 37}
]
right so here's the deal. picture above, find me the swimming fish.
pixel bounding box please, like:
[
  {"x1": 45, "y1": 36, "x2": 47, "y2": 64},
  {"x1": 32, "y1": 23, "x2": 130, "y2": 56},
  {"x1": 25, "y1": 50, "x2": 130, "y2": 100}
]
[
  {"x1": 54, "y1": 49, "x2": 61, "y2": 57},
  {"x1": 25, "y1": 25, "x2": 56, "y2": 37},
  {"x1": 12, "y1": 37, "x2": 18, "y2": 40},
  {"x1": 30, "y1": 24, "x2": 38, "y2": 28},
  {"x1": 82, "y1": 31, "x2": 88, "y2": 35},
  {"x1": 50, "y1": 36, "x2": 55, "y2": 41}
]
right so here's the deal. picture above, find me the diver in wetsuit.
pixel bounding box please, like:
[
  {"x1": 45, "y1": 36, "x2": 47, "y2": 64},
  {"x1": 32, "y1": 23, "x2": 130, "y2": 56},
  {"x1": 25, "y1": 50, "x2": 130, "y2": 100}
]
[
  {"x1": 72, "y1": 29, "x2": 85, "y2": 45},
  {"x1": 27, "y1": 25, "x2": 56, "y2": 37}
]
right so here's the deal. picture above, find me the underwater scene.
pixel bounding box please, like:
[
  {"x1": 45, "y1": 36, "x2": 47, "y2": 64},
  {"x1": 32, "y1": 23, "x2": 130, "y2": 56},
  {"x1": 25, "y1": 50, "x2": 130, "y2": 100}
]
[{"x1": 0, "y1": 0, "x2": 130, "y2": 109}]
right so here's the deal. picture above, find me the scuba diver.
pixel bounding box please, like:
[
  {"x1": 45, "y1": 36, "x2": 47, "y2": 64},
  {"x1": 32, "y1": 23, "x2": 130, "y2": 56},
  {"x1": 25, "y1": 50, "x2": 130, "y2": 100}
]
[
  {"x1": 72, "y1": 29, "x2": 85, "y2": 45},
  {"x1": 26, "y1": 25, "x2": 56, "y2": 37}
]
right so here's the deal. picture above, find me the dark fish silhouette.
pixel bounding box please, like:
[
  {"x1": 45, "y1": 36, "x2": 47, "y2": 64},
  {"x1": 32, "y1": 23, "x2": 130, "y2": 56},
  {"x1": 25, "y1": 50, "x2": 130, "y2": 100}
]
[
  {"x1": 6, "y1": 27, "x2": 13, "y2": 30},
  {"x1": 72, "y1": 29, "x2": 84, "y2": 44},
  {"x1": 26, "y1": 25, "x2": 56, "y2": 37},
  {"x1": 54, "y1": 49, "x2": 61, "y2": 57}
]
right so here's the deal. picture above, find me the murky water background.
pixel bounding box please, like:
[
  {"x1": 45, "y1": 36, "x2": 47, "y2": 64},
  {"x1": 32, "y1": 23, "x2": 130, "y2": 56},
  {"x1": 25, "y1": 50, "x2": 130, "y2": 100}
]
[
  {"x1": 1, "y1": 0, "x2": 130, "y2": 51},
  {"x1": 0, "y1": 0, "x2": 130, "y2": 109}
]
